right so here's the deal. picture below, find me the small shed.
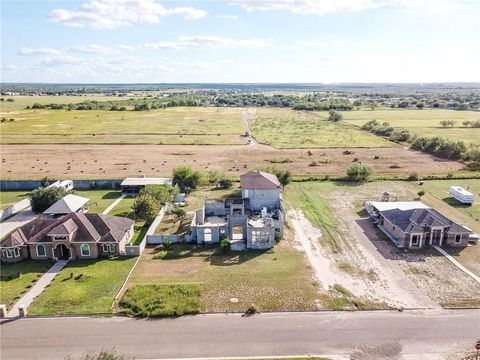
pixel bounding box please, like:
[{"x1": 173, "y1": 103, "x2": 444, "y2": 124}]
[
  {"x1": 120, "y1": 177, "x2": 173, "y2": 193},
  {"x1": 43, "y1": 194, "x2": 89, "y2": 218}
]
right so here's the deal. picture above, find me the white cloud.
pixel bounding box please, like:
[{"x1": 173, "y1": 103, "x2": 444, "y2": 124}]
[
  {"x1": 18, "y1": 47, "x2": 61, "y2": 56},
  {"x1": 40, "y1": 55, "x2": 81, "y2": 66},
  {"x1": 230, "y1": 0, "x2": 461, "y2": 15},
  {"x1": 49, "y1": 0, "x2": 207, "y2": 29},
  {"x1": 216, "y1": 14, "x2": 239, "y2": 20},
  {"x1": 295, "y1": 40, "x2": 348, "y2": 47},
  {"x1": 118, "y1": 44, "x2": 136, "y2": 50},
  {"x1": 143, "y1": 35, "x2": 269, "y2": 50},
  {"x1": 68, "y1": 44, "x2": 117, "y2": 54}
]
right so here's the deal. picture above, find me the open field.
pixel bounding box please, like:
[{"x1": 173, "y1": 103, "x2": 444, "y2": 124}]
[
  {"x1": 0, "y1": 107, "x2": 245, "y2": 145},
  {"x1": 0, "y1": 261, "x2": 53, "y2": 308},
  {"x1": 29, "y1": 257, "x2": 137, "y2": 315},
  {"x1": 0, "y1": 95, "x2": 133, "y2": 112},
  {"x1": 0, "y1": 190, "x2": 30, "y2": 209},
  {"x1": 0, "y1": 144, "x2": 465, "y2": 179},
  {"x1": 342, "y1": 109, "x2": 480, "y2": 144},
  {"x1": 283, "y1": 181, "x2": 480, "y2": 308},
  {"x1": 249, "y1": 108, "x2": 395, "y2": 148}
]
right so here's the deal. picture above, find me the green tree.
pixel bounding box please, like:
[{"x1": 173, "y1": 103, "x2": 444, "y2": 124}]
[
  {"x1": 345, "y1": 162, "x2": 373, "y2": 182},
  {"x1": 132, "y1": 194, "x2": 160, "y2": 223},
  {"x1": 30, "y1": 187, "x2": 65, "y2": 213},
  {"x1": 173, "y1": 166, "x2": 202, "y2": 193},
  {"x1": 139, "y1": 184, "x2": 176, "y2": 205},
  {"x1": 328, "y1": 109, "x2": 343, "y2": 122}
]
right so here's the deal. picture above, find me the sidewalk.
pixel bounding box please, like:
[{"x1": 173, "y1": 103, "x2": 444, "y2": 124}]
[
  {"x1": 7, "y1": 260, "x2": 68, "y2": 318},
  {"x1": 102, "y1": 193, "x2": 127, "y2": 215},
  {"x1": 0, "y1": 208, "x2": 37, "y2": 238},
  {"x1": 433, "y1": 245, "x2": 480, "y2": 285}
]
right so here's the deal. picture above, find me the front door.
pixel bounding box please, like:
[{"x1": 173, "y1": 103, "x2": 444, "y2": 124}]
[
  {"x1": 55, "y1": 244, "x2": 71, "y2": 260},
  {"x1": 432, "y1": 229, "x2": 443, "y2": 245}
]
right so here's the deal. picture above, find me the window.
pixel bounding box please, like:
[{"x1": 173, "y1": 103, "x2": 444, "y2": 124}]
[
  {"x1": 80, "y1": 244, "x2": 90, "y2": 256},
  {"x1": 13, "y1": 247, "x2": 21, "y2": 257},
  {"x1": 54, "y1": 236, "x2": 68, "y2": 241},
  {"x1": 454, "y1": 234, "x2": 462, "y2": 244},
  {"x1": 37, "y1": 245, "x2": 46, "y2": 257},
  {"x1": 411, "y1": 235, "x2": 420, "y2": 246},
  {"x1": 102, "y1": 244, "x2": 115, "y2": 253},
  {"x1": 2, "y1": 249, "x2": 13, "y2": 258}
]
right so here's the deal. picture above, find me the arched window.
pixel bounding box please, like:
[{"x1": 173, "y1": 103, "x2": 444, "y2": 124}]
[
  {"x1": 37, "y1": 245, "x2": 46, "y2": 257},
  {"x1": 81, "y1": 244, "x2": 90, "y2": 256}
]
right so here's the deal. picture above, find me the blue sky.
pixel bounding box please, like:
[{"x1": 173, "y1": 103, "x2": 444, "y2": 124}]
[{"x1": 1, "y1": 0, "x2": 479, "y2": 83}]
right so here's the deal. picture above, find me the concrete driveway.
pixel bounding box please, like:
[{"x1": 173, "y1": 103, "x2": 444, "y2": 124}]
[
  {"x1": 0, "y1": 208, "x2": 36, "y2": 238},
  {"x1": 1, "y1": 310, "x2": 479, "y2": 359}
]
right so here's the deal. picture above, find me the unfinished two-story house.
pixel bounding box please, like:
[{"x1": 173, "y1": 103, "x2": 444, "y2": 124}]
[
  {"x1": 365, "y1": 201, "x2": 471, "y2": 249},
  {"x1": 189, "y1": 171, "x2": 286, "y2": 250}
]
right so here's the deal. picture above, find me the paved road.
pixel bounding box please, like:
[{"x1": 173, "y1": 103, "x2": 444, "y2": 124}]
[
  {"x1": 1, "y1": 310, "x2": 479, "y2": 359},
  {"x1": 0, "y1": 208, "x2": 36, "y2": 237}
]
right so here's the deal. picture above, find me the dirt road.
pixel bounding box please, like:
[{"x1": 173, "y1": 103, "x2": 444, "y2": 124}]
[{"x1": 289, "y1": 209, "x2": 440, "y2": 309}]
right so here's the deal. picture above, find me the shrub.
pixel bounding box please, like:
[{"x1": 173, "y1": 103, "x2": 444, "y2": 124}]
[
  {"x1": 172, "y1": 207, "x2": 186, "y2": 219},
  {"x1": 390, "y1": 163, "x2": 401, "y2": 169},
  {"x1": 328, "y1": 109, "x2": 343, "y2": 122},
  {"x1": 218, "y1": 178, "x2": 233, "y2": 189},
  {"x1": 219, "y1": 238, "x2": 231, "y2": 253},
  {"x1": 407, "y1": 172, "x2": 419, "y2": 181},
  {"x1": 132, "y1": 194, "x2": 160, "y2": 223},
  {"x1": 417, "y1": 190, "x2": 425, "y2": 198},
  {"x1": 345, "y1": 162, "x2": 373, "y2": 182}
]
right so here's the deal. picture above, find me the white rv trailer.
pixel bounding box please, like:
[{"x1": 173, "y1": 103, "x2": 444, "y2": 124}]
[{"x1": 449, "y1": 186, "x2": 475, "y2": 204}]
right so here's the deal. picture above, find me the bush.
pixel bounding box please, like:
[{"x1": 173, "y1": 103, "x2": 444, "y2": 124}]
[
  {"x1": 411, "y1": 136, "x2": 466, "y2": 160},
  {"x1": 30, "y1": 187, "x2": 65, "y2": 213},
  {"x1": 345, "y1": 162, "x2": 373, "y2": 182},
  {"x1": 218, "y1": 178, "x2": 233, "y2": 189},
  {"x1": 172, "y1": 207, "x2": 186, "y2": 219},
  {"x1": 417, "y1": 190, "x2": 425, "y2": 198},
  {"x1": 407, "y1": 172, "x2": 419, "y2": 181},
  {"x1": 219, "y1": 238, "x2": 231, "y2": 253},
  {"x1": 139, "y1": 184, "x2": 175, "y2": 205},
  {"x1": 328, "y1": 109, "x2": 343, "y2": 122}
]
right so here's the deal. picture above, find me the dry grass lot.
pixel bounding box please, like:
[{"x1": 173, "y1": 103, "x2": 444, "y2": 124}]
[
  {"x1": 249, "y1": 108, "x2": 394, "y2": 148},
  {"x1": 0, "y1": 107, "x2": 245, "y2": 145},
  {"x1": 284, "y1": 181, "x2": 480, "y2": 308},
  {"x1": 0, "y1": 144, "x2": 464, "y2": 179},
  {"x1": 342, "y1": 109, "x2": 480, "y2": 145}
]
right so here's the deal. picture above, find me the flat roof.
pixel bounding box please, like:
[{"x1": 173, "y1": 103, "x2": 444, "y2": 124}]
[
  {"x1": 366, "y1": 201, "x2": 430, "y2": 212},
  {"x1": 121, "y1": 177, "x2": 173, "y2": 186}
]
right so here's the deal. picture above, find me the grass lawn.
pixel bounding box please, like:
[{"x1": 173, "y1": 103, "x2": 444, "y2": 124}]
[
  {"x1": 0, "y1": 190, "x2": 31, "y2": 210},
  {"x1": 0, "y1": 107, "x2": 244, "y2": 145},
  {"x1": 0, "y1": 95, "x2": 132, "y2": 112},
  {"x1": 120, "y1": 284, "x2": 201, "y2": 317},
  {"x1": 72, "y1": 189, "x2": 123, "y2": 214},
  {"x1": 128, "y1": 243, "x2": 319, "y2": 313},
  {"x1": 29, "y1": 257, "x2": 137, "y2": 315},
  {"x1": 107, "y1": 195, "x2": 148, "y2": 244},
  {"x1": 0, "y1": 261, "x2": 53, "y2": 308},
  {"x1": 342, "y1": 109, "x2": 480, "y2": 145},
  {"x1": 249, "y1": 108, "x2": 395, "y2": 148}
]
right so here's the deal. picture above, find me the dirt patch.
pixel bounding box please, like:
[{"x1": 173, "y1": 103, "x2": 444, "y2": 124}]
[{"x1": 0, "y1": 144, "x2": 463, "y2": 179}]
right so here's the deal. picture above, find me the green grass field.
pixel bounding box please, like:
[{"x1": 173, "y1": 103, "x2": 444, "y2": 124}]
[
  {"x1": 0, "y1": 107, "x2": 244, "y2": 145},
  {"x1": 107, "y1": 195, "x2": 148, "y2": 244},
  {"x1": 129, "y1": 245, "x2": 319, "y2": 313},
  {"x1": 0, "y1": 95, "x2": 132, "y2": 112},
  {"x1": 0, "y1": 190, "x2": 31, "y2": 209},
  {"x1": 72, "y1": 189, "x2": 123, "y2": 213},
  {"x1": 249, "y1": 108, "x2": 395, "y2": 148},
  {"x1": 0, "y1": 261, "x2": 53, "y2": 308},
  {"x1": 29, "y1": 257, "x2": 137, "y2": 315},
  {"x1": 342, "y1": 109, "x2": 480, "y2": 144}
]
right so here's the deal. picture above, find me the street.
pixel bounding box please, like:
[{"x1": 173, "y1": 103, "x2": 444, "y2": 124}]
[{"x1": 1, "y1": 310, "x2": 479, "y2": 359}]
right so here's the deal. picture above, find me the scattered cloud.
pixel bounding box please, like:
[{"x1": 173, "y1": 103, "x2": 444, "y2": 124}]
[
  {"x1": 68, "y1": 44, "x2": 117, "y2": 54},
  {"x1": 18, "y1": 47, "x2": 61, "y2": 56},
  {"x1": 143, "y1": 35, "x2": 268, "y2": 50},
  {"x1": 216, "y1": 14, "x2": 239, "y2": 20},
  {"x1": 40, "y1": 55, "x2": 81, "y2": 66},
  {"x1": 49, "y1": 0, "x2": 207, "y2": 29},
  {"x1": 118, "y1": 44, "x2": 136, "y2": 51},
  {"x1": 230, "y1": 0, "x2": 462, "y2": 15}
]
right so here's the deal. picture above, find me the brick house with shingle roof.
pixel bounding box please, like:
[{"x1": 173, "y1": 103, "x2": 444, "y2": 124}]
[{"x1": 0, "y1": 212, "x2": 134, "y2": 263}]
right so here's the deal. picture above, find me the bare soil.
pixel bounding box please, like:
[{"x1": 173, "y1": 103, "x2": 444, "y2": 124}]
[{"x1": 0, "y1": 144, "x2": 463, "y2": 179}]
